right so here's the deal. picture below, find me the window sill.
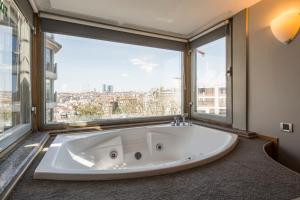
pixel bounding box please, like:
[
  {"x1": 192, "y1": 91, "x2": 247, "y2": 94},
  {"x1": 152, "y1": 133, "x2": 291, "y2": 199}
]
[
  {"x1": 191, "y1": 119, "x2": 256, "y2": 138},
  {"x1": 0, "y1": 124, "x2": 32, "y2": 157},
  {"x1": 41, "y1": 115, "x2": 178, "y2": 131}
]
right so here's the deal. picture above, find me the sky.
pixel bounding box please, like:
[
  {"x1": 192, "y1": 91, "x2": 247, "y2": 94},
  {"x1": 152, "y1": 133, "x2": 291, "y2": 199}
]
[
  {"x1": 53, "y1": 34, "x2": 182, "y2": 92},
  {"x1": 196, "y1": 37, "x2": 226, "y2": 88},
  {"x1": 0, "y1": 31, "x2": 226, "y2": 93},
  {"x1": 0, "y1": 25, "x2": 13, "y2": 92}
]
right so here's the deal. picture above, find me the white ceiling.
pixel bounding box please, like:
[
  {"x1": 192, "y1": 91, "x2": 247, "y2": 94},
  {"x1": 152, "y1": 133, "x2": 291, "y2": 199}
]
[{"x1": 33, "y1": 0, "x2": 261, "y2": 38}]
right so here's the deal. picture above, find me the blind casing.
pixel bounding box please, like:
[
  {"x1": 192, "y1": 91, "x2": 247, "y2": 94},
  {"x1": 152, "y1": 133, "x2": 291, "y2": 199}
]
[
  {"x1": 40, "y1": 18, "x2": 186, "y2": 51},
  {"x1": 14, "y1": 0, "x2": 34, "y2": 28},
  {"x1": 190, "y1": 25, "x2": 227, "y2": 49}
]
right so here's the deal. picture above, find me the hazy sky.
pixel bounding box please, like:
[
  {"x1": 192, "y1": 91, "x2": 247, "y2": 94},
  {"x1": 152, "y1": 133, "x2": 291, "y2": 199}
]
[
  {"x1": 53, "y1": 34, "x2": 182, "y2": 92},
  {"x1": 196, "y1": 37, "x2": 226, "y2": 88},
  {"x1": 0, "y1": 31, "x2": 226, "y2": 93},
  {"x1": 0, "y1": 25, "x2": 13, "y2": 92}
]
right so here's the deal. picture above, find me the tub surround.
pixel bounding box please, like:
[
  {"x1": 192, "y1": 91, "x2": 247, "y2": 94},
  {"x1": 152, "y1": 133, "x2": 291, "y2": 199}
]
[
  {"x1": 0, "y1": 0, "x2": 298, "y2": 199},
  {"x1": 192, "y1": 120, "x2": 257, "y2": 138},
  {"x1": 0, "y1": 124, "x2": 294, "y2": 199},
  {"x1": 8, "y1": 136, "x2": 300, "y2": 200},
  {"x1": 0, "y1": 132, "x2": 49, "y2": 200},
  {"x1": 44, "y1": 119, "x2": 257, "y2": 139}
]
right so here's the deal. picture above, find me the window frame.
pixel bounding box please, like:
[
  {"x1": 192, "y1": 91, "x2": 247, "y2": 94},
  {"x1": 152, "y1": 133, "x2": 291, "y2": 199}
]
[
  {"x1": 40, "y1": 32, "x2": 185, "y2": 129},
  {"x1": 191, "y1": 23, "x2": 232, "y2": 125},
  {"x1": 0, "y1": 0, "x2": 32, "y2": 154}
]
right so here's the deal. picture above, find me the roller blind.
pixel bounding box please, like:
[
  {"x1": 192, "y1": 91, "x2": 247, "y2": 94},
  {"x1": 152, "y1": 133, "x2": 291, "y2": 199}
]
[
  {"x1": 190, "y1": 25, "x2": 228, "y2": 49},
  {"x1": 40, "y1": 18, "x2": 186, "y2": 51},
  {"x1": 14, "y1": 0, "x2": 34, "y2": 28}
]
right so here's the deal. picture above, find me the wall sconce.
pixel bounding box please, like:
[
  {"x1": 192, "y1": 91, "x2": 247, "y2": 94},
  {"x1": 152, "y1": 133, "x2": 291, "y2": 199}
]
[{"x1": 270, "y1": 11, "x2": 300, "y2": 44}]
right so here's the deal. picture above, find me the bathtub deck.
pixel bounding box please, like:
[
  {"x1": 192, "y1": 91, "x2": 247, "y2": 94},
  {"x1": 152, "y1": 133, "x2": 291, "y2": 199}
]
[{"x1": 8, "y1": 137, "x2": 300, "y2": 200}]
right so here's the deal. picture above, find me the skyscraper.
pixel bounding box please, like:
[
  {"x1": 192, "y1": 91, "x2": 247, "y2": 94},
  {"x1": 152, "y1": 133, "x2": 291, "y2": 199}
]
[
  {"x1": 102, "y1": 84, "x2": 113, "y2": 93},
  {"x1": 107, "y1": 85, "x2": 114, "y2": 93},
  {"x1": 102, "y1": 84, "x2": 106, "y2": 93}
]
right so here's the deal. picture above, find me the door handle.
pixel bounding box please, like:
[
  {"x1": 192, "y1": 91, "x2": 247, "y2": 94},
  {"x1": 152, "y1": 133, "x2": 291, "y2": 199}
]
[{"x1": 226, "y1": 67, "x2": 232, "y2": 77}]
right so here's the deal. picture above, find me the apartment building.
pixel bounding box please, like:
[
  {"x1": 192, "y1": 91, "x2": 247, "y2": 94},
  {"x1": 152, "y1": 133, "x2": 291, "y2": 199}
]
[{"x1": 44, "y1": 33, "x2": 61, "y2": 123}]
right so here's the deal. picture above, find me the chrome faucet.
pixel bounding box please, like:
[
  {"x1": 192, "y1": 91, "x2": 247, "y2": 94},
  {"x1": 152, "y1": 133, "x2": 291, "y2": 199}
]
[
  {"x1": 175, "y1": 116, "x2": 181, "y2": 126},
  {"x1": 171, "y1": 114, "x2": 189, "y2": 126},
  {"x1": 188, "y1": 102, "x2": 193, "y2": 126},
  {"x1": 171, "y1": 116, "x2": 180, "y2": 126},
  {"x1": 181, "y1": 113, "x2": 188, "y2": 126}
]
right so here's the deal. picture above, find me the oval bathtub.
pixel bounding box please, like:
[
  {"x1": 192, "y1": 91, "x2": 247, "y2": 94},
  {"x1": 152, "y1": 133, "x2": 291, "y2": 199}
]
[{"x1": 34, "y1": 125, "x2": 238, "y2": 180}]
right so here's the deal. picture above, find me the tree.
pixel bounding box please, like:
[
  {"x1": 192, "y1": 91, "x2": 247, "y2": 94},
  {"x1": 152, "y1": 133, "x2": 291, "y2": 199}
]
[{"x1": 74, "y1": 103, "x2": 104, "y2": 118}]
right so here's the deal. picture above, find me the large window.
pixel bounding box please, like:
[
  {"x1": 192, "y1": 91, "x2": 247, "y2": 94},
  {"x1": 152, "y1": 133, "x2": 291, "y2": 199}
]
[
  {"x1": 0, "y1": 0, "x2": 31, "y2": 149},
  {"x1": 44, "y1": 33, "x2": 182, "y2": 124},
  {"x1": 192, "y1": 25, "x2": 232, "y2": 123}
]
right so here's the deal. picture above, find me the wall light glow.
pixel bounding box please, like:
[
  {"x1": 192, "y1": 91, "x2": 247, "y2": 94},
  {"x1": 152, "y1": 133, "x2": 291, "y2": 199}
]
[{"x1": 270, "y1": 11, "x2": 300, "y2": 44}]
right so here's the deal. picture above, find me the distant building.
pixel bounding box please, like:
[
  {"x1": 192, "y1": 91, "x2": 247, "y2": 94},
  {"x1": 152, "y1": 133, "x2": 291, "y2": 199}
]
[
  {"x1": 102, "y1": 84, "x2": 113, "y2": 93},
  {"x1": 197, "y1": 86, "x2": 226, "y2": 116},
  {"x1": 0, "y1": 9, "x2": 31, "y2": 132},
  {"x1": 102, "y1": 84, "x2": 106, "y2": 93},
  {"x1": 107, "y1": 85, "x2": 114, "y2": 93},
  {"x1": 45, "y1": 33, "x2": 62, "y2": 122}
]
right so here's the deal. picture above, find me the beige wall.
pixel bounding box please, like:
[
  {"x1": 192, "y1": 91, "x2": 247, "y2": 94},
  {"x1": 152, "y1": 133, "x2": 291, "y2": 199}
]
[{"x1": 248, "y1": 0, "x2": 300, "y2": 171}]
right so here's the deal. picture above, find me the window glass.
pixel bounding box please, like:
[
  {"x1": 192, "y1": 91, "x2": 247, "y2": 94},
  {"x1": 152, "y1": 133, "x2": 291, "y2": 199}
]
[
  {"x1": 196, "y1": 37, "x2": 227, "y2": 117},
  {"x1": 0, "y1": 0, "x2": 31, "y2": 136},
  {"x1": 44, "y1": 33, "x2": 182, "y2": 124}
]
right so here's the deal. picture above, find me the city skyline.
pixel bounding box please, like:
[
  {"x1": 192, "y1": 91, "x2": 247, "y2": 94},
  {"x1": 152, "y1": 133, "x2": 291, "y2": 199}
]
[{"x1": 53, "y1": 33, "x2": 182, "y2": 93}]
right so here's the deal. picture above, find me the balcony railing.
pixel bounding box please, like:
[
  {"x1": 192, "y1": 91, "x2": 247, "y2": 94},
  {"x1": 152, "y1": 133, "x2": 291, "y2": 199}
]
[
  {"x1": 46, "y1": 91, "x2": 57, "y2": 103},
  {"x1": 46, "y1": 63, "x2": 57, "y2": 73},
  {"x1": 47, "y1": 34, "x2": 55, "y2": 40},
  {"x1": 54, "y1": 92, "x2": 57, "y2": 102}
]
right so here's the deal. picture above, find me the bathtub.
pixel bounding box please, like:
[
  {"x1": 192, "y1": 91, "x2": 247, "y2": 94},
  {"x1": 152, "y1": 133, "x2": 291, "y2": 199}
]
[{"x1": 34, "y1": 124, "x2": 238, "y2": 180}]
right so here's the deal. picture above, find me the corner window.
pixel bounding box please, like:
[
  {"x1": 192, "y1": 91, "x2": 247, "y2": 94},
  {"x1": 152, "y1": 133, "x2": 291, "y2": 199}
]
[
  {"x1": 0, "y1": 0, "x2": 32, "y2": 150},
  {"x1": 43, "y1": 33, "x2": 182, "y2": 124},
  {"x1": 191, "y1": 25, "x2": 232, "y2": 124}
]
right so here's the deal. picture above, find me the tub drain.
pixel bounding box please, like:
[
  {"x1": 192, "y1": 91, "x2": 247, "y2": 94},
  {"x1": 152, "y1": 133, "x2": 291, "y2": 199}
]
[
  {"x1": 110, "y1": 150, "x2": 118, "y2": 159},
  {"x1": 135, "y1": 152, "x2": 142, "y2": 160}
]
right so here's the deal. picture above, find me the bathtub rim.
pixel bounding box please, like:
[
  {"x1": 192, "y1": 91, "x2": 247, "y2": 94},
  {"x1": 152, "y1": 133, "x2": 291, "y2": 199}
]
[{"x1": 34, "y1": 124, "x2": 239, "y2": 180}]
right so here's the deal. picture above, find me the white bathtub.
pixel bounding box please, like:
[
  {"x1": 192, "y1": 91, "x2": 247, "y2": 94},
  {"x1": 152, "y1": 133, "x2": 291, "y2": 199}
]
[{"x1": 34, "y1": 125, "x2": 238, "y2": 180}]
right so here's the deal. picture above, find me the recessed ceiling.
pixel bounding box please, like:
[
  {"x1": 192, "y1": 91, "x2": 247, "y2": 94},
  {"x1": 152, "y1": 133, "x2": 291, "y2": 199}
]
[{"x1": 33, "y1": 0, "x2": 261, "y2": 38}]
